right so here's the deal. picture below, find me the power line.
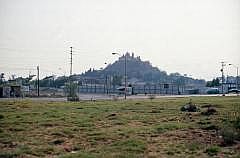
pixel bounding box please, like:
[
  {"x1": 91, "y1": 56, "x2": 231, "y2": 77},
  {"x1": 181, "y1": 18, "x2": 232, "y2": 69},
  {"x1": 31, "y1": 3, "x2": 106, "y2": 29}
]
[
  {"x1": 0, "y1": 66, "x2": 35, "y2": 71},
  {"x1": 0, "y1": 47, "x2": 67, "y2": 52}
]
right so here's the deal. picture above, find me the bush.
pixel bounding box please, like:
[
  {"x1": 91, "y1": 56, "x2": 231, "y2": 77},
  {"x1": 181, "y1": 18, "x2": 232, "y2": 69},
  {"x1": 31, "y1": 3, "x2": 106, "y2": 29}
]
[
  {"x1": 181, "y1": 99, "x2": 199, "y2": 112},
  {"x1": 220, "y1": 105, "x2": 240, "y2": 145},
  {"x1": 205, "y1": 146, "x2": 220, "y2": 156},
  {"x1": 201, "y1": 107, "x2": 217, "y2": 116},
  {"x1": 65, "y1": 82, "x2": 79, "y2": 101},
  {"x1": 220, "y1": 125, "x2": 238, "y2": 145}
]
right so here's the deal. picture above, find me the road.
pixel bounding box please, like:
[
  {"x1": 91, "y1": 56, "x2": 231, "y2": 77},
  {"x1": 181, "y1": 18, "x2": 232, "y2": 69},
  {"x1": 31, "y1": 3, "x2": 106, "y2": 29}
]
[{"x1": 0, "y1": 93, "x2": 238, "y2": 102}]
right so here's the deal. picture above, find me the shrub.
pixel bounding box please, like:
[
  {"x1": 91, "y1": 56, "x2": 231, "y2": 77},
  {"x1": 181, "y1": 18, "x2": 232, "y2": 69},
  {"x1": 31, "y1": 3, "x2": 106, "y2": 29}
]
[
  {"x1": 65, "y1": 82, "x2": 79, "y2": 101},
  {"x1": 181, "y1": 99, "x2": 199, "y2": 112},
  {"x1": 220, "y1": 105, "x2": 240, "y2": 145},
  {"x1": 205, "y1": 146, "x2": 220, "y2": 156},
  {"x1": 201, "y1": 107, "x2": 217, "y2": 116},
  {"x1": 220, "y1": 124, "x2": 239, "y2": 145}
]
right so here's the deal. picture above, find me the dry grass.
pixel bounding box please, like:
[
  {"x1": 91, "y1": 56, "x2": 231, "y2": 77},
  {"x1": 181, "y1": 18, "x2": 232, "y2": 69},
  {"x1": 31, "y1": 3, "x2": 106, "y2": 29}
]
[{"x1": 0, "y1": 96, "x2": 240, "y2": 158}]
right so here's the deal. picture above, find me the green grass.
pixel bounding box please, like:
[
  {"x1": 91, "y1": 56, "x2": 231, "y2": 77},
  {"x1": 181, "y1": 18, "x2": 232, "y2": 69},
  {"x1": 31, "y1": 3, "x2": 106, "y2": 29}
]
[
  {"x1": 205, "y1": 146, "x2": 221, "y2": 156},
  {"x1": 0, "y1": 96, "x2": 240, "y2": 157}
]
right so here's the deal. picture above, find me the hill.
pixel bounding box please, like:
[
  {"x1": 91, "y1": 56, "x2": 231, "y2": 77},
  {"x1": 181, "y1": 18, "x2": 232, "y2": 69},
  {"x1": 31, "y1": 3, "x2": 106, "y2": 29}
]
[{"x1": 80, "y1": 53, "x2": 205, "y2": 85}]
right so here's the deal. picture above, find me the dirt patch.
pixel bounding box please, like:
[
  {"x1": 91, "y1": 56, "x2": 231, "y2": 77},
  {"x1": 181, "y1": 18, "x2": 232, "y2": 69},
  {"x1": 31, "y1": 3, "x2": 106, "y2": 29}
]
[
  {"x1": 146, "y1": 129, "x2": 221, "y2": 157},
  {"x1": 151, "y1": 129, "x2": 221, "y2": 145},
  {"x1": 128, "y1": 121, "x2": 146, "y2": 128}
]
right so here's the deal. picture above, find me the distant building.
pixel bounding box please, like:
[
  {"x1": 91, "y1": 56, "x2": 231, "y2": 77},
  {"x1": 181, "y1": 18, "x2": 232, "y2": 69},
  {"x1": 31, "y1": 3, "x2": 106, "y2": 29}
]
[
  {"x1": 0, "y1": 86, "x2": 10, "y2": 97},
  {"x1": 0, "y1": 85, "x2": 21, "y2": 98}
]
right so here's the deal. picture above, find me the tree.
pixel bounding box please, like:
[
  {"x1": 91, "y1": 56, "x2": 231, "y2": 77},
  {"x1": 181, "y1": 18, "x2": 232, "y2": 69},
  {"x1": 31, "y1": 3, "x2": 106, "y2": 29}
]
[
  {"x1": 112, "y1": 75, "x2": 122, "y2": 86},
  {"x1": 206, "y1": 78, "x2": 220, "y2": 87},
  {"x1": 54, "y1": 76, "x2": 68, "y2": 88},
  {"x1": 213, "y1": 78, "x2": 220, "y2": 86},
  {"x1": 206, "y1": 81, "x2": 213, "y2": 87},
  {"x1": 0, "y1": 73, "x2": 4, "y2": 84},
  {"x1": 66, "y1": 82, "x2": 79, "y2": 101}
]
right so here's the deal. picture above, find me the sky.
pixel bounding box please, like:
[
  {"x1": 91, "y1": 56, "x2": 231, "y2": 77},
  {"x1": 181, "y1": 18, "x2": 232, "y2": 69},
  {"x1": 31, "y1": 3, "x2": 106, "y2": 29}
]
[{"x1": 0, "y1": 0, "x2": 240, "y2": 80}]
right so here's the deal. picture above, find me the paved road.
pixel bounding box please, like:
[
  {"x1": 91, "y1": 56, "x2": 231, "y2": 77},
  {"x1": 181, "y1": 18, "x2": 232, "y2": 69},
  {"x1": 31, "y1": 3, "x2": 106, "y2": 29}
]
[{"x1": 0, "y1": 93, "x2": 238, "y2": 102}]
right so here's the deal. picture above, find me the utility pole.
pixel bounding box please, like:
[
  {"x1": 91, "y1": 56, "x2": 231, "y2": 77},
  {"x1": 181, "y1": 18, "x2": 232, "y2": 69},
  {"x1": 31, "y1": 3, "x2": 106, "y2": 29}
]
[
  {"x1": 29, "y1": 70, "x2": 31, "y2": 96},
  {"x1": 124, "y1": 53, "x2": 127, "y2": 100},
  {"x1": 237, "y1": 67, "x2": 239, "y2": 90},
  {"x1": 112, "y1": 52, "x2": 128, "y2": 99},
  {"x1": 220, "y1": 61, "x2": 226, "y2": 96},
  {"x1": 229, "y1": 63, "x2": 239, "y2": 90},
  {"x1": 37, "y1": 66, "x2": 40, "y2": 97},
  {"x1": 70, "y1": 46, "x2": 73, "y2": 76},
  {"x1": 69, "y1": 47, "x2": 73, "y2": 98}
]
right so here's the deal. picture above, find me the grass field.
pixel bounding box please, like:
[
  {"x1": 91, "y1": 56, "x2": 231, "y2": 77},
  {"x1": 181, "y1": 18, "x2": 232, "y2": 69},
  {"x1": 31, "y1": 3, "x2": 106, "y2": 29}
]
[{"x1": 0, "y1": 96, "x2": 240, "y2": 158}]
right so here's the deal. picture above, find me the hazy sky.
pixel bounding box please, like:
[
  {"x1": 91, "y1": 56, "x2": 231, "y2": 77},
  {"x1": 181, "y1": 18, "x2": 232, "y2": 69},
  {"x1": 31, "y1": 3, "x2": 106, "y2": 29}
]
[{"x1": 0, "y1": 0, "x2": 240, "y2": 80}]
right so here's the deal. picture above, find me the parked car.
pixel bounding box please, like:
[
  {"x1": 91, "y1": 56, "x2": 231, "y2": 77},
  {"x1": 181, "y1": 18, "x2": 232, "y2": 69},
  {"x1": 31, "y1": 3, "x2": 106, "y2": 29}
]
[
  {"x1": 206, "y1": 88, "x2": 219, "y2": 94},
  {"x1": 228, "y1": 88, "x2": 240, "y2": 93},
  {"x1": 116, "y1": 86, "x2": 133, "y2": 95}
]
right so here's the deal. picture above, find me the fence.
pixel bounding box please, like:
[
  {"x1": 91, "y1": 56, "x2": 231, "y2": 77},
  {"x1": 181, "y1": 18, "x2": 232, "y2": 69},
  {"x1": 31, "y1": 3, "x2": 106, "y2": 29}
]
[{"x1": 78, "y1": 83, "x2": 195, "y2": 95}]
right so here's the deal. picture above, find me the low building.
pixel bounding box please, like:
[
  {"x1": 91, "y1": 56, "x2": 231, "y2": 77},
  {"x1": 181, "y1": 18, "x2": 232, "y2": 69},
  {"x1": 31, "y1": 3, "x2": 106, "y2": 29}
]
[
  {"x1": 0, "y1": 85, "x2": 21, "y2": 98},
  {"x1": 0, "y1": 86, "x2": 10, "y2": 97}
]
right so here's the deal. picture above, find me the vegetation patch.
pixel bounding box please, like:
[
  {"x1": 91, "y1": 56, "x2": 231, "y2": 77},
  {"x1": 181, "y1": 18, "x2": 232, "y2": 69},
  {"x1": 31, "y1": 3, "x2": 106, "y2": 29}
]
[
  {"x1": 154, "y1": 122, "x2": 188, "y2": 133},
  {"x1": 201, "y1": 124, "x2": 219, "y2": 131},
  {"x1": 180, "y1": 99, "x2": 199, "y2": 112},
  {"x1": 59, "y1": 151, "x2": 96, "y2": 158},
  {"x1": 201, "y1": 107, "x2": 217, "y2": 116},
  {"x1": 112, "y1": 139, "x2": 146, "y2": 153},
  {"x1": 220, "y1": 104, "x2": 240, "y2": 146},
  {"x1": 205, "y1": 145, "x2": 220, "y2": 156},
  {"x1": 0, "y1": 97, "x2": 240, "y2": 157},
  {"x1": 0, "y1": 114, "x2": 4, "y2": 119}
]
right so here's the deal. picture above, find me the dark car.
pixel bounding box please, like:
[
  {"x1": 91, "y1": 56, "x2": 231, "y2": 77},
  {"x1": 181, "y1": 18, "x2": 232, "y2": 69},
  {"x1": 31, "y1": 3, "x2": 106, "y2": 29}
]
[
  {"x1": 228, "y1": 89, "x2": 240, "y2": 93},
  {"x1": 206, "y1": 88, "x2": 219, "y2": 94}
]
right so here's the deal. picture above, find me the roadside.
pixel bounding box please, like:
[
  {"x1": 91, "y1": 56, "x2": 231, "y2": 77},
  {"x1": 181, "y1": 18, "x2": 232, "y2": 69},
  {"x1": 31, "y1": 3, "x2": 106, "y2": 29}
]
[{"x1": 0, "y1": 93, "x2": 238, "y2": 102}]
